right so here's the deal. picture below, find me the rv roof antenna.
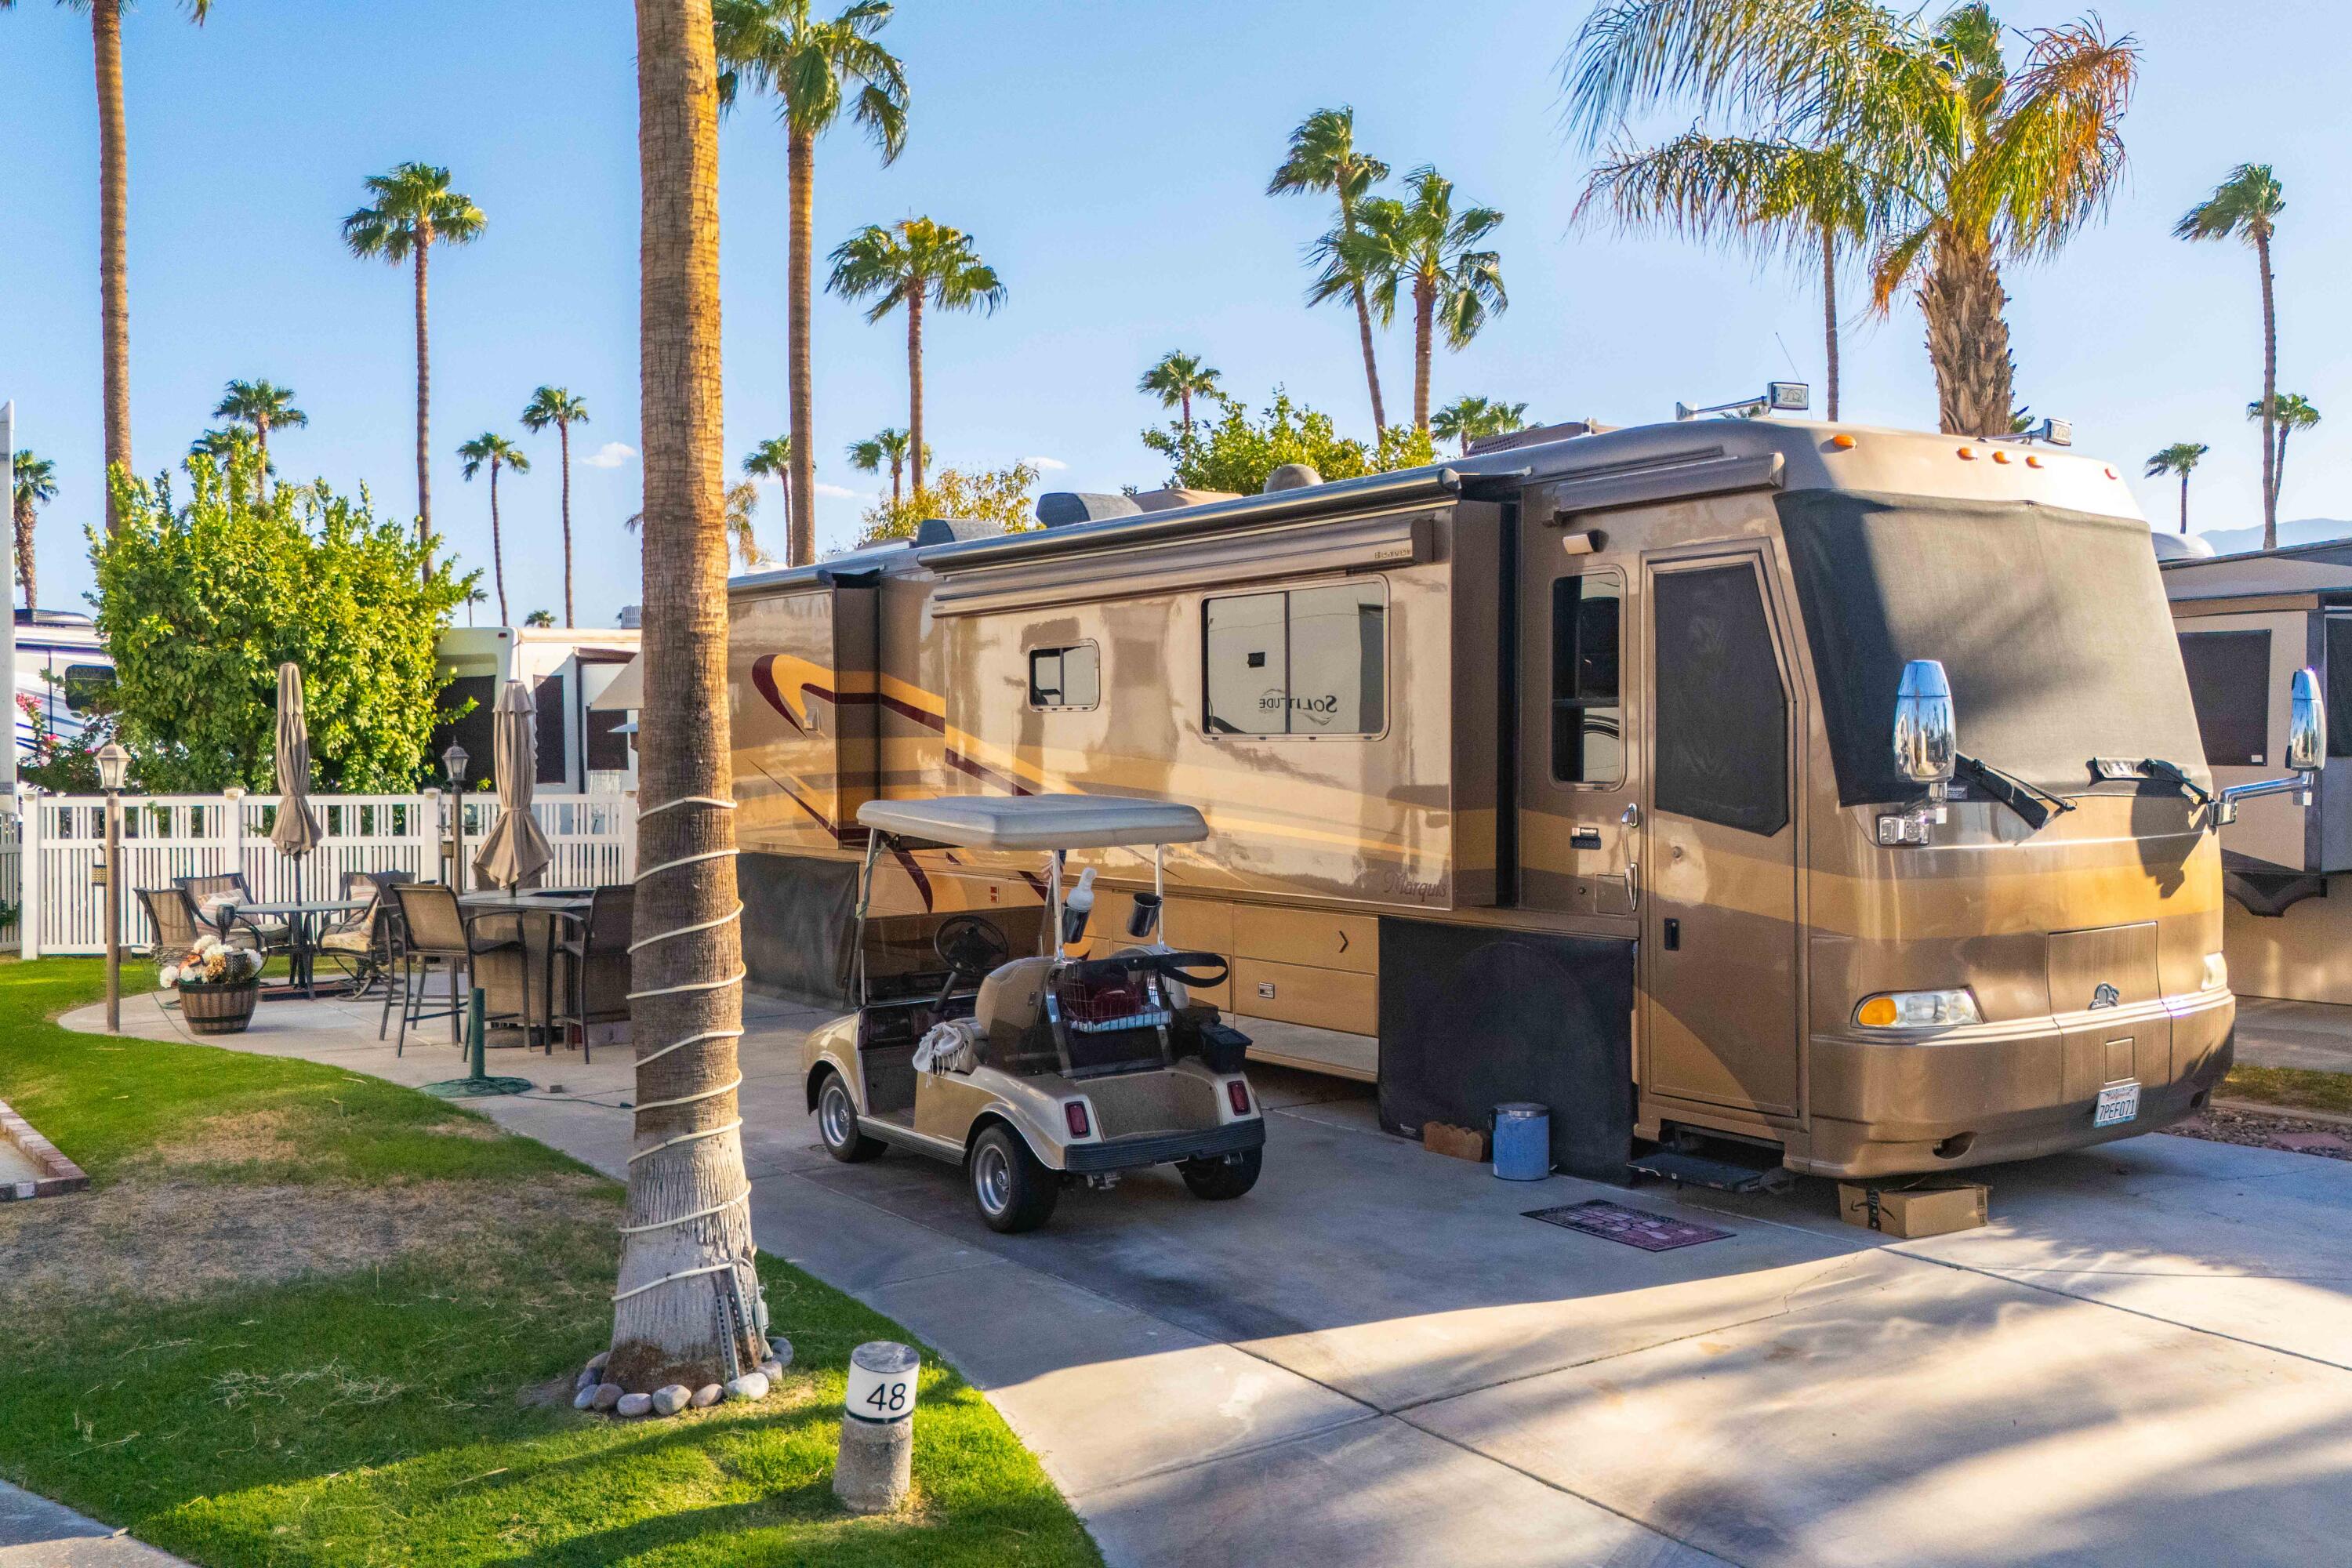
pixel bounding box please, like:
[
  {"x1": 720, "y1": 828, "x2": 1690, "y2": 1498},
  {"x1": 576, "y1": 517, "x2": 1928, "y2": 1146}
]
[{"x1": 1674, "y1": 382, "x2": 1809, "y2": 422}]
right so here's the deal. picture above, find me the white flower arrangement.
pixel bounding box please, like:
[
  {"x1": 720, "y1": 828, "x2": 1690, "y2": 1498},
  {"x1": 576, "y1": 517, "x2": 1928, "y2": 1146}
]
[{"x1": 159, "y1": 935, "x2": 263, "y2": 989}]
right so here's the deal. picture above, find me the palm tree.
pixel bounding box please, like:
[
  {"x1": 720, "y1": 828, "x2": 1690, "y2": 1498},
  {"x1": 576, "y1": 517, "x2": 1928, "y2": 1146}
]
[
  {"x1": 343, "y1": 162, "x2": 487, "y2": 576},
  {"x1": 2, "y1": 0, "x2": 212, "y2": 529},
  {"x1": 213, "y1": 378, "x2": 306, "y2": 497},
  {"x1": 1566, "y1": 2, "x2": 2137, "y2": 440},
  {"x1": 626, "y1": 483, "x2": 768, "y2": 569},
  {"x1": 2248, "y1": 392, "x2": 2319, "y2": 523},
  {"x1": 463, "y1": 586, "x2": 488, "y2": 626},
  {"x1": 10, "y1": 450, "x2": 56, "y2": 612},
  {"x1": 2143, "y1": 441, "x2": 2209, "y2": 535},
  {"x1": 742, "y1": 433, "x2": 793, "y2": 490},
  {"x1": 844, "y1": 427, "x2": 919, "y2": 508},
  {"x1": 523, "y1": 608, "x2": 555, "y2": 627},
  {"x1": 1432, "y1": 395, "x2": 1530, "y2": 456},
  {"x1": 457, "y1": 434, "x2": 529, "y2": 627},
  {"x1": 1269, "y1": 107, "x2": 1391, "y2": 433},
  {"x1": 612, "y1": 0, "x2": 761, "y2": 1396},
  {"x1": 828, "y1": 218, "x2": 1005, "y2": 497},
  {"x1": 520, "y1": 387, "x2": 591, "y2": 626},
  {"x1": 1579, "y1": 134, "x2": 1875, "y2": 421},
  {"x1": 2176, "y1": 166, "x2": 2285, "y2": 543},
  {"x1": 1138, "y1": 352, "x2": 1222, "y2": 437},
  {"x1": 1332, "y1": 167, "x2": 1506, "y2": 434},
  {"x1": 713, "y1": 0, "x2": 909, "y2": 571}
]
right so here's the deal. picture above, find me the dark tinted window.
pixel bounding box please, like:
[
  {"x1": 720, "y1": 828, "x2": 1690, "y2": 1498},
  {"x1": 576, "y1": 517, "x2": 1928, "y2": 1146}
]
[
  {"x1": 61, "y1": 663, "x2": 114, "y2": 713},
  {"x1": 1653, "y1": 564, "x2": 1788, "y2": 835},
  {"x1": 2328, "y1": 618, "x2": 2352, "y2": 757},
  {"x1": 2178, "y1": 630, "x2": 2271, "y2": 767},
  {"x1": 1551, "y1": 572, "x2": 1623, "y2": 784},
  {"x1": 535, "y1": 673, "x2": 567, "y2": 785},
  {"x1": 1028, "y1": 644, "x2": 1101, "y2": 710}
]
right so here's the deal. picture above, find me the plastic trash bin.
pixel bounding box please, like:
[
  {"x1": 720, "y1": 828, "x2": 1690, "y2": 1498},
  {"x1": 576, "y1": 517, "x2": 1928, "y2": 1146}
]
[{"x1": 1492, "y1": 1102, "x2": 1551, "y2": 1181}]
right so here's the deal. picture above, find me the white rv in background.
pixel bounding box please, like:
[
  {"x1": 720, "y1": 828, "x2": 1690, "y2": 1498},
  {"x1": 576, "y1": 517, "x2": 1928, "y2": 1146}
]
[{"x1": 13, "y1": 610, "x2": 113, "y2": 757}]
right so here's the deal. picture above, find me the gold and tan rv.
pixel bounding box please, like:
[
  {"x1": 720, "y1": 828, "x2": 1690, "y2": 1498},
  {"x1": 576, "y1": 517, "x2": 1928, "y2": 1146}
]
[{"x1": 726, "y1": 413, "x2": 2307, "y2": 1181}]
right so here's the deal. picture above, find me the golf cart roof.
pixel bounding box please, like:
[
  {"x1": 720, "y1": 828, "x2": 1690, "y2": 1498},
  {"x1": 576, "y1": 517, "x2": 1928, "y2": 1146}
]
[{"x1": 856, "y1": 794, "x2": 1210, "y2": 851}]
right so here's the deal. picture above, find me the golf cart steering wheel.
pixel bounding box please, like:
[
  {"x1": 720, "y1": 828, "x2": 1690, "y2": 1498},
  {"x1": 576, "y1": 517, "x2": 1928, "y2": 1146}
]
[{"x1": 934, "y1": 913, "x2": 1011, "y2": 996}]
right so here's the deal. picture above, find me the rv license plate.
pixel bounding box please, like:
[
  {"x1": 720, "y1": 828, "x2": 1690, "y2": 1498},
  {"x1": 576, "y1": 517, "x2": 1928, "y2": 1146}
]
[{"x1": 2093, "y1": 1081, "x2": 2140, "y2": 1128}]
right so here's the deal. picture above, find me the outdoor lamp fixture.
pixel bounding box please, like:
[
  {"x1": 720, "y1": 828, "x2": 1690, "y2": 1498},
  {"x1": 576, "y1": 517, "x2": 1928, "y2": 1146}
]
[
  {"x1": 96, "y1": 742, "x2": 130, "y2": 1032},
  {"x1": 442, "y1": 742, "x2": 470, "y2": 787},
  {"x1": 442, "y1": 743, "x2": 470, "y2": 890}
]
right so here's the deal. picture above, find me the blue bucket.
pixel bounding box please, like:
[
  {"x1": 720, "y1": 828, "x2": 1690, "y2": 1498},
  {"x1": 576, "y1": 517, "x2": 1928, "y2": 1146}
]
[{"x1": 1492, "y1": 1102, "x2": 1551, "y2": 1181}]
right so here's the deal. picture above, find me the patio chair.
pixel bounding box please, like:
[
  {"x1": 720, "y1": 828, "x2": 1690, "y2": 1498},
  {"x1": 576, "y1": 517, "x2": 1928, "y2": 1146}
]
[
  {"x1": 387, "y1": 883, "x2": 535, "y2": 1057},
  {"x1": 175, "y1": 872, "x2": 290, "y2": 956},
  {"x1": 137, "y1": 884, "x2": 262, "y2": 958},
  {"x1": 319, "y1": 869, "x2": 414, "y2": 996},
  {"x1": 546, "y1": 884, "x2": 633, "y2": 1062}
]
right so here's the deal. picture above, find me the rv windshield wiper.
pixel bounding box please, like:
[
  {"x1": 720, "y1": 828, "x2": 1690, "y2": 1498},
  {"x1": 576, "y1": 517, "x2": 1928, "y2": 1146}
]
[
  {"x1": 2129, "y1": 757, "x2": 2215, "y2": 810},
  {"x1": 1953, "y1": 753, "x2": 2075, "y2": 832}
]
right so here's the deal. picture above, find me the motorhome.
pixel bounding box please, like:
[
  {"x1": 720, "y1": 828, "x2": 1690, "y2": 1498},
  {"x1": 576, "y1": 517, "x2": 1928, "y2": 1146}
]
[
  {"x1": 726, "y1": 409, "x2": 2286, "y2": 1181},
  {"x1": 13, "y1": 609, "x2": 114, "y2": 754}
]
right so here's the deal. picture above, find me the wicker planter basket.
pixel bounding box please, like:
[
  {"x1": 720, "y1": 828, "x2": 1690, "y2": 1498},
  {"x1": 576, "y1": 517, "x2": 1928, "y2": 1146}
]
[{"x1": 179, "y1": 980, "x2": 260, "y2": 1035}]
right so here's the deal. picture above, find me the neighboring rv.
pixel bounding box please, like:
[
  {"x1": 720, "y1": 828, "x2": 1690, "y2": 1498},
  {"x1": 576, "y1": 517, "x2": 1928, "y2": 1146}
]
[
  {"x1": 14, "y1": 609, "x2": 114, "y2": 754},
  {"x1": 714, "y1": 416, "x2": 2248, "y2": 1181}
]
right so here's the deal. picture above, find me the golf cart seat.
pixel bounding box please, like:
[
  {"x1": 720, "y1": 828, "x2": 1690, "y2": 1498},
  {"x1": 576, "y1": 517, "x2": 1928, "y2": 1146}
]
[{"x1": 975, "y1": 956, "x2": 1056, "y2": 1071}]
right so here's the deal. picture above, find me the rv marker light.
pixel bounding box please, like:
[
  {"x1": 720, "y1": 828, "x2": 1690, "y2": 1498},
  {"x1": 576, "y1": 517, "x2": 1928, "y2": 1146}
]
[
  {"x1": 1956, "y1": 446, "x2": 1979, "y2": 460},
  {"x1": 2025, "y1": 454, "x2": 2045, "y2": 468},
  {"x1": 1828, "y1": 434, "x2": 1857, "y2": 450},
  {"x1": 1991, "y1": 449, "x2": 2011, "y2": 463}
]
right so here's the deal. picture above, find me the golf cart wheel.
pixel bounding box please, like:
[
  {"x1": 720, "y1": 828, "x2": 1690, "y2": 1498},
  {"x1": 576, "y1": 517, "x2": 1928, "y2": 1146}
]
[
  {"x1": 1179, "y1": 1146, "x2": 1262, "y2": 1201},
  {"x1": 817, "y1": 1071, "x2": 884, "y2": 1163},
  {"x1": 970, "y1": 1124, "x2": 1059, "y2": 1233}
]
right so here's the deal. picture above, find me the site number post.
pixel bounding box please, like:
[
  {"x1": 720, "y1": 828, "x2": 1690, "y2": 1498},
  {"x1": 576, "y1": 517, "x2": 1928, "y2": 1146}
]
[{"x1": 834, "y1": 1340, "x2": 919, "y2": 1512}]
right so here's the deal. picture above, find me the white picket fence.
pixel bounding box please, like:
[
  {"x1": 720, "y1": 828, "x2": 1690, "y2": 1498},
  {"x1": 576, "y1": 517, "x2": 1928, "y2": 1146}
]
[{"x1": 0, "y1": 791, "x2": 637, "y2": 956}]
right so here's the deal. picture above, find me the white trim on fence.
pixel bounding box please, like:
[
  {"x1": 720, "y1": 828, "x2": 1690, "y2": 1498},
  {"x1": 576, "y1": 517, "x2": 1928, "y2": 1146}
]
[{"x1": 1, "y1": 791, "x2": 637, "y2": 957}]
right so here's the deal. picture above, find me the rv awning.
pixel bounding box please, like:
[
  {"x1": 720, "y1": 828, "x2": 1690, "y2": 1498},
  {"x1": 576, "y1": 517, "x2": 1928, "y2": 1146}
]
[
  {"x1": 587, "y1": 656, "x2": 644, "y2": 712},
  {"x1": 856, "y1": 794, "x2": 1209, "y2": 851}
]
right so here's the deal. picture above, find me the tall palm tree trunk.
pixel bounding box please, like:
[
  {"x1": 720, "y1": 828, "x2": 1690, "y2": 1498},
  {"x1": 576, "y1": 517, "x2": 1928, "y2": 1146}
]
[
  {"x1": 1353, "y1": 285, "x2": 1387, "y2": 435},
  {"x1": 2178, "y1": 470, "x2": 2190, "y2": 534},
  {"x1": 1920, "y1": 234, "x2": 2016, "y2": 438},
  {"x1": 1180, "y1": 388, "x2": 1192, "y2": 437},
  {"x1": 906, "y1": 285, "x2": 926, "y2": 495},
  {"x1": 559, "y1": 420, "x2": 575, "y2": 624},
  {"x1": 93, "y1": 0, "x2": 131, "y2": 532},
  {"x1": 489, "y1": 464, "x2": 509, "y2": 627},
  {"x1": 2257, "y1": 230, "x2": 2278, "y2": 550},
  {"x1": 255, "y1": 422, "x2": 271, "y2": 503},
  {"x1": 1411, "y1": 278, "x2": 1435, "y2": 433},
  {"x1": 888, "y1": 456, "x2": 902, "y2": 508},
  {"x1": 613, "y1": 0, "x2": 760, "y2": 1392},
  {"x1": 12, "y1": 505, "x2": 35, "y2": 613},
  {"x1": 786, "y1": 128, "x2": 816, "y2": 568},
  {"x1": 414, "y1": 236, "x2": 435, "y2": 581},
  {"x1": 1821, "y1": 228, "x2": 1840, "y2": 424},
  {"x1": 2274, "y1": 425, "x2": 2293, "y2": 524}
]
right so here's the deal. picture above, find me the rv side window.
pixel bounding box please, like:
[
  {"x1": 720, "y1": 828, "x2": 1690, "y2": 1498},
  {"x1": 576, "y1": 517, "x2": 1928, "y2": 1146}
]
[
  {"x1": 2177, "y1": 630, "x2": 2270, "y2": 767},
  {"x1": 1028, "y1": 644, "x2": 1101, "y2": 710},
  {"x1": 1653, "y1": 564, "x2": 1788, "y2": 836},
  {"x1": 1203, "y1": 583, "x2": 1386, "y2": 737},
  {"x1": 61, "y1": 664, "x2": 114, "y2": 714},
  {"x1": 2326, "y1": 617, "x2": 2352, "y2": 757},
  {"x1": 1552, "y1": 572, "x2": 1624, "y2": 785}
]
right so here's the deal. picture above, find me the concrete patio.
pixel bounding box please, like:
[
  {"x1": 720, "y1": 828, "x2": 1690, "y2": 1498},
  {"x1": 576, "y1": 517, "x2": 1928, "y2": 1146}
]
[{"x1": 65, "y1": 984, "x2": 2352, "y2": 1568}]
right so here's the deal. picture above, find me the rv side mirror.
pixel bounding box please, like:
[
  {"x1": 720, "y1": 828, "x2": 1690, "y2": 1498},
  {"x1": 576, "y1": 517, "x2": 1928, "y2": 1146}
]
[
  {"x1": 1893, "y1": 659, "x2": 1957, "y2": 786},
  {"x1": 2289, "y1": 667, "x2": 2326, "y2": 775}
]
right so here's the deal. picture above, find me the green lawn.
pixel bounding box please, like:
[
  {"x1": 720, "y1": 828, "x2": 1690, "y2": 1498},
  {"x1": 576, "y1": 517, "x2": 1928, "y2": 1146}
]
[
  {"x1": 2221, "y1": 1062, "x2": 2352, "y2": 1119},
  {"x1": 0, "y1": 958, "x2": 1099, "y2": 1567}
]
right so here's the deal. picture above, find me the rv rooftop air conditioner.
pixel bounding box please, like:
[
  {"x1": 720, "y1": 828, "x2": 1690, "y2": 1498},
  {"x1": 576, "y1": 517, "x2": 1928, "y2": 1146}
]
[
  {"x1": 1262, "y1": 463, "x2": 1321, "y2": 493},
  {"x1": 914, "y1": 515, "x2": 1009, "y2": 546},
  {"x1": 1035, "y1": 492, "x2": 1142, "y2": 528}
]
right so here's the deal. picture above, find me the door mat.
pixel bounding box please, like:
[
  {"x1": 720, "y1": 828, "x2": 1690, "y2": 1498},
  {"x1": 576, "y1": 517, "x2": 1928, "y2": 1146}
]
[{"x1": 1523, "y1": 1199, "x2": 1732, "y2": 1251}]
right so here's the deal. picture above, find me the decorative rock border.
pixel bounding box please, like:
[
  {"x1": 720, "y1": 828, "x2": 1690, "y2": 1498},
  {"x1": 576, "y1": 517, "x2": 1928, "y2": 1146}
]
[
  {"x1": 0, "y1": 1095, "x2": 89, "y2": 1201},
  {"x1": 572, "y1": 1338, "x2": 793, "y2": 1417}
]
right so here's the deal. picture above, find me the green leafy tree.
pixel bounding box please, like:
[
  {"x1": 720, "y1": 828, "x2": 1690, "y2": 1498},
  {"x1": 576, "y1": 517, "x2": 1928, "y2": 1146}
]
[
  {"x1": 187, "y1": 425, "x2": 270, "y2": 508},
  {"x1": 2178, "y1": 166, "x2": 2284, "y2": 545},
  {"x1": 457, "y1": 433, "x2": 528, "y2": 628},
  {"x1": 1143, "y1": 390, "x2": 1433, "y2": 495},
  {"x1": 845, "y1": 427, "x2": 923, "y2": 509},
  {"x1": 1431, "y1": 395, "x2": 1530, "y2": 456},
  {"x1": 520, "y1": 386, "x2": 590, "y2": 625},
  {"x1": 343, "y1": 162, "x2": 487, "y2": 573},
  {"x1": 828, "y1": 217, "x2": 1005, "y2": 498},
  {"x1": 1567, "y1": 2, "x2": 2136, "y2": 441},
  {"x1": 858, "y1": 461, "x2": 1038, "y2": 545},
  {"x1": 2143, "y1": 441, "x2": 2209, "y2": 534},
  {"x1": 2245, "y1": 392, "x2": 2319, "y2": 521},
  {"x1": 1269, "y1": 107, "x2": 1391, "y2": 433},
  {"x1": 212, "y1": 378, "x2": 306, "y2": 497},
  {"x1": 1330, "y1": 167, "x2": 1506, "y2": 434},
  {"x1": 714, "y1": 0, "x2": 909, "y2": 570},
  {"x1": 1, "y1": 0, "x2": 214, "y2": 530},
  {"x1": 1138, "y1": 352, "x2": 1222, "y2": 437},
  {"x1": 12, "y1": 449, "x2": 56, "y2": 612},
  {"x1": 93, "y1": 448, "x2": 473, "y2": 793},
  {"x1": 16, "y1": 689, "x2": 115, "y2": 793}
]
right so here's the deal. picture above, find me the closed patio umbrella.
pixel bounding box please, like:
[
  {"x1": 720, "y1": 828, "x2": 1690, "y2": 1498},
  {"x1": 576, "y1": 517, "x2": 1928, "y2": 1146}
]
[
  {"x1": 270, "y1": 662, "x2": 324, "y2": 889},
  {"x1": 473, "y1": 679, "x2": 554, "y2": 891}
]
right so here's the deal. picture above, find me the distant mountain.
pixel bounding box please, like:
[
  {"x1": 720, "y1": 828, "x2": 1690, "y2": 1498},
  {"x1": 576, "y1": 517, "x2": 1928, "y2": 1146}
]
[{"x1": 2192, "y1": 518, "x2": 2352, "y2": 557}]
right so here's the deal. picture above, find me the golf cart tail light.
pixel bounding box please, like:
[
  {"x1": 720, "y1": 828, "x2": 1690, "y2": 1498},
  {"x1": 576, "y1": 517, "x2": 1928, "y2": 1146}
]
[
  {"x1": 2202, "y1": 952, "x2": 2229, "y2": 993},
  {"x1": 1228, "y1": 1080, "x2": 1250, "y2": 1115},
  {"x1": 1854, "y1": 989, "x2": 1981, "y2": 1029},
  {"x1": 1064, "y1": 1102, "x2": 1091, "y2": 1138}
]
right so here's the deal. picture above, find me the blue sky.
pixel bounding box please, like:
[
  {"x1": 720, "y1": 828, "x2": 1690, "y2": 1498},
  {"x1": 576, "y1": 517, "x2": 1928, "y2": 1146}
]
[{"x1": 4, "y1": 0, "x2": 2347, "y2": 626}]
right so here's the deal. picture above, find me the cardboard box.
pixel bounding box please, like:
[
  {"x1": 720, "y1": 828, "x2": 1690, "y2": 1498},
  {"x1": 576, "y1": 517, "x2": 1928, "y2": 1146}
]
[
  {"x1": 1837, "y1": 1181, "x2": 1988, "y2": 1239},
  {"x1": 1422, "y1": 1121, "x2": 1490, "y2": 1163}
]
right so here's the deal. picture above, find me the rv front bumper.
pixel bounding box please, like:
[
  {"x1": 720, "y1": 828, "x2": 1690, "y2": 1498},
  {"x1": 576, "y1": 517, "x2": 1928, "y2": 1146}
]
[{"x1": 1792, "y1": 988, "x2": 2236, "y2": 1178}]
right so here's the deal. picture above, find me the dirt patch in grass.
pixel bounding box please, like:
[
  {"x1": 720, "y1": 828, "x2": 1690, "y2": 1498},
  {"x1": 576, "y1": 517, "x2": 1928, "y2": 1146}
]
[{"x1": 2165, "y1": 1103, "x2": 2352, "y2": 1159}]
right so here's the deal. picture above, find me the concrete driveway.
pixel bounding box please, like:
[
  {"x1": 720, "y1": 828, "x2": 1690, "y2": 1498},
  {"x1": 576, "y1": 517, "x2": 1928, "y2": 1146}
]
[{"x1": 71, "y1": 986, "x2": 2352, "y2": 1568}]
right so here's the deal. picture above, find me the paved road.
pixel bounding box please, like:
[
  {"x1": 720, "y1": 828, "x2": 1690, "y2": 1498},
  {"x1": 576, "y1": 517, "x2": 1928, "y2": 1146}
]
[
  {"x1": 2234, "y1": 994, "x2": 2352, "y2": 1073},
  {"x1": 0, "y1": 1481, "x2": 187, "y2": 1566},
  {"x1": 64, "y1": 986, "x2": 2352, "y2": 1568}
]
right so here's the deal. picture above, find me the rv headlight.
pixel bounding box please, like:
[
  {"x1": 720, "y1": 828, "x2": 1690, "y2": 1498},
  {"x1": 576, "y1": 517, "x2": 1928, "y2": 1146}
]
[
  {"x1": 1854, "y1": 989, "x2": 1982, "y2": 1029},
  {"x1": 2201, "y1": 952, "x2": 2229, "y2": 993}
]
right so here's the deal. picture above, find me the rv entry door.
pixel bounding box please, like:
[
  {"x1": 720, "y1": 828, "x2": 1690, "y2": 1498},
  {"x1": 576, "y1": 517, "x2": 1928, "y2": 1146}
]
[{"x1": 1516, "y1": 537, "x2": 1635, "y2": 917}]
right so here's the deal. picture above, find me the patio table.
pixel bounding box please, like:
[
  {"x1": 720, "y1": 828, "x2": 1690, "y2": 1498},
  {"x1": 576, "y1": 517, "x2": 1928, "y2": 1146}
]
[
  {"x1": 213, "y1": 898, "x2": 370, "y2": 1000},
  {"x1": 460, "y1": 893, "x2": 597, "y2": 1048}
]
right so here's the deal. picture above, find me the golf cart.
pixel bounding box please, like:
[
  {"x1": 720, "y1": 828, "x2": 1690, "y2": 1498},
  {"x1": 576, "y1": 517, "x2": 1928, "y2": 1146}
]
[{"x1": 803, "y1": 794, "x2": 1265, "y2": 1232}]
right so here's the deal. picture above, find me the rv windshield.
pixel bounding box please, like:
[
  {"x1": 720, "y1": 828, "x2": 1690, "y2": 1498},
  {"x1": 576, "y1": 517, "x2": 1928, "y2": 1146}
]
[{"x1": 1778, "y1": 491, "x2": 2208, "y2": 807}]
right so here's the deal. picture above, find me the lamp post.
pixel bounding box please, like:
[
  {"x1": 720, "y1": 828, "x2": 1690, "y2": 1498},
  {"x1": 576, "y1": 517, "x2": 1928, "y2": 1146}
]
[
  {"x1": 96, "y1": 742, "x2": 130, "y2": 1032},
  {"x1": 442, "y1": 742, "x2": 470, "y2": 889}
]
